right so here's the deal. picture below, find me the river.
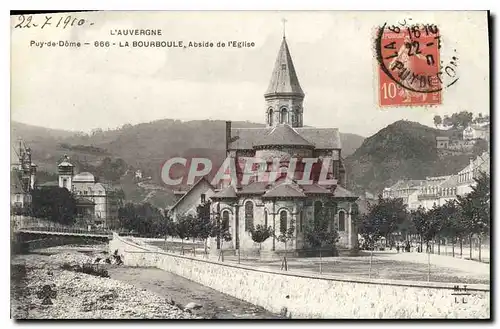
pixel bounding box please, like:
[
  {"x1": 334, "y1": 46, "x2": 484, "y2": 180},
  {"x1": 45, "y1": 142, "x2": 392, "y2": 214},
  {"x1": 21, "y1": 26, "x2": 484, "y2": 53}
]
[{"x1": 10, "y1": 244, "x2": 280, "y2": 319}]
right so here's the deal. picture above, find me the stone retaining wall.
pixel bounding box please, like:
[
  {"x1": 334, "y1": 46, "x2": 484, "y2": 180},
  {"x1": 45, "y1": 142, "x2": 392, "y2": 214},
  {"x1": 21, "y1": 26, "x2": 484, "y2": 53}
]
[{"x1": 109, "y1": 234, "x2": 490, "y2": 319}]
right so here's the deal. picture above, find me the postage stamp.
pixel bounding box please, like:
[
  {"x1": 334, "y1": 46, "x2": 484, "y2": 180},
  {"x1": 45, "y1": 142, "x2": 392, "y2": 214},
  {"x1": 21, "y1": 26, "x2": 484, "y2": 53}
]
[{"x1": 376, "y1": 22, "x2": 445, "y2": 107}]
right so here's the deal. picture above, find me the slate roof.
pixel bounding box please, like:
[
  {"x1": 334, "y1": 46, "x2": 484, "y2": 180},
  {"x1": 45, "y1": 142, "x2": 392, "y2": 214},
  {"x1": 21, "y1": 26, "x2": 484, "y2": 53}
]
[
  {"x1": 265, "y1": 37, "x2": 304, "y2": 97},
  {"x1": 229, "y1": 126, "x2": 341, "y2": 150},
  {"x1": 255, "y1": 124, "x2": 314, "y2": 148},
  {"x1": 262, "y1": 182, "x2": 307, "y2": 198},
  {"x1": 295, "y1": 127, "x2": 341, "y2": 149},
  {"x1": 211, "y1": 185, "x2": 237, "y2": 199},
  {"x1": 439, "y1": 174, "x2": 459, "y2": 189},
  {"x1": 301, "y1": 184, "x2": 333, "y2": 195},
  {"x1": 333, "y1": 185, "x2": 358, "y2": 198},
  {"x1": 458, "y1": 151, "x2": 489, "y2": 175},
  {"x1": 237, "y1": 181, "x2": 269, "y2": 195}
]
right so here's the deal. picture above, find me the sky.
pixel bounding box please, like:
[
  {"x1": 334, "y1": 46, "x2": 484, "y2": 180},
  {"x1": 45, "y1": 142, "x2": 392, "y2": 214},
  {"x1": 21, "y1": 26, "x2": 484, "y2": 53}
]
[{"x1": 11, "y1": 11, "x2": 490, "y2": 137}]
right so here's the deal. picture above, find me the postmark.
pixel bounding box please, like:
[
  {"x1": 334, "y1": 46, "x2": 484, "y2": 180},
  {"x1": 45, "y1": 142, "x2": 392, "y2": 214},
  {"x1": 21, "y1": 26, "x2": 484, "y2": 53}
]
[{"x1": 375, "y1": 20, "x2": 459, "y2": 107}]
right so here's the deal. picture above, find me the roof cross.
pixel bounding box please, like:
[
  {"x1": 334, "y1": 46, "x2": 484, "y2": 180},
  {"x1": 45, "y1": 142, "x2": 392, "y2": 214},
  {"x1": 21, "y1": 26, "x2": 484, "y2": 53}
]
[{"x1": 282, "y1": 18, "x2": 287, "y2": 38}]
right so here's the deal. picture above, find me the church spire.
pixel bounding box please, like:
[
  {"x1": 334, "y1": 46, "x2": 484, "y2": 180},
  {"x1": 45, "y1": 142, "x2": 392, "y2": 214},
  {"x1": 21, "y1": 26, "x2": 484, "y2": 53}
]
[
  {"x1": 265, "y1": 37, "x2": 304, "y2": 97},
  {"x1": 265, "y1": 35, "x2": 305, "y2": 128}
]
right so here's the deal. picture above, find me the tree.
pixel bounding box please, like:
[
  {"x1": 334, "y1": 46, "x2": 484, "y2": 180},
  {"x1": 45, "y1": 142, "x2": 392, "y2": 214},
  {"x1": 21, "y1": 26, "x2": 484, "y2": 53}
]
[
  {"x1": 275, "y1": 219, "x2": 295, "y2": 271},
  {"x1": 174, "y1": 215, "x2": 194, "y2": 255},
  {"x1": 442, "y1": 115, "x2": 453, "y2": 127},
  {"x1": 304, "y1": 199, "x2": 340, "y2": 273},
  {"x1": 250, "y1": 225, "x2": 273, "y2": 259},
  {"x1": 444, "y1": 111, "x2": 474, "y2": 129},
  {"x1": 425, "y1": 205, "x2": 445, "y2": 254},
  {"x1": 360, "y1": 196, "x2": 408, "y2": 278},
  {"x1": 457, "y1": 171, "x2": 490, "y2": 261},
  {"x1": 416, "y1": 207, "x2": 443, "y2": 281},
  {"x1": 360, "y1": 196, "x2": 408, "y2": 247},
  {"x1": 433, "y1": 115, "x2": 442, "y2": 127},
  {"x1": 117, "y1": 202, "x2": 165, "y2": 237},
  {"x1": 409, "y1": 207, "x2": 428, "y2": 252},
  {"x1": 438, "y1": 200, "x2": 462, "y2": 257},
  {"x1": 210, "y1": 213, "x2": 232, "y2": 262},
  {"x1": 161, "y1": 216, "x2": 175, "y2": 252},
  {"x1": 196, "y1": 201, "x2": 215, "y2": 257},
  {"x1": 31, "y1": 187, "x2": 77, "y2": 226}
]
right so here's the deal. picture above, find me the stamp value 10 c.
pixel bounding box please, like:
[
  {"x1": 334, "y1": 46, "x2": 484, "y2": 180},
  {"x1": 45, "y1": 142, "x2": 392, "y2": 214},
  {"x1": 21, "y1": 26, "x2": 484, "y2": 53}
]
[{"x1": 377, "y1": 22, "x2": 444, "y2": 107}]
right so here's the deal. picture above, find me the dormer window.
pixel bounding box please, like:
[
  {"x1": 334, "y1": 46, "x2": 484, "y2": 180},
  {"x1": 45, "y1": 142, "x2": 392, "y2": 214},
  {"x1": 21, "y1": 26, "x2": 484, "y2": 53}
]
[{"x1": 281, "y1": 64, "x2": 286, "y2": 70}]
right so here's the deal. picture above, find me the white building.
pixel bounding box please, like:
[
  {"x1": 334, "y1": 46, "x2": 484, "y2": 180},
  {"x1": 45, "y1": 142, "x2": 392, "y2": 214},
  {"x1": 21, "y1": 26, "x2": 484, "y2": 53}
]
[
  {"x1": 168, "y1": 177, "x2": 216, "y2": 221},
  {"x1": 52, "y1": 155, "x2": 120, "y2": 228},
  {"x1": 463, "y1": 124, "x2": 490, "y2": 141},
  {"x1": 383, "y1": 152, "x2": 489, "y2": 210}
]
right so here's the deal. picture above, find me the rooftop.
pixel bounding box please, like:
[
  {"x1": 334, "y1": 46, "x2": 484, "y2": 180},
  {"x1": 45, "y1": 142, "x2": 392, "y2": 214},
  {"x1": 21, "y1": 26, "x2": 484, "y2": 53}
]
[
  {"x1": 254, "y1": 124, "x2": 314, "y2": 148},
  {"x1": 265, "y1": 37, "x2": 304, "y2": 97}
]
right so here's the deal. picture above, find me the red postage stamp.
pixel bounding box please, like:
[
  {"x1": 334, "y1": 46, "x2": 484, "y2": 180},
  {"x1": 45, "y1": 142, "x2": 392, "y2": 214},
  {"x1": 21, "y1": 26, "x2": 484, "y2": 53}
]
[{"x1": 377, "y1": 23, "x2": 442, "y2": 107}]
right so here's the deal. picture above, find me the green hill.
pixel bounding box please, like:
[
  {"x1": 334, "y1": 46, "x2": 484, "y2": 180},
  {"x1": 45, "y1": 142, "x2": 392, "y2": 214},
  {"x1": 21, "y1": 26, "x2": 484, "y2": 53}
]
[
  {"x1": 345, "y1": 120, "x2": 489, "y2": 195},
  {"x1": 12, "y1": 119, "x2": 365, "y2": 208}
]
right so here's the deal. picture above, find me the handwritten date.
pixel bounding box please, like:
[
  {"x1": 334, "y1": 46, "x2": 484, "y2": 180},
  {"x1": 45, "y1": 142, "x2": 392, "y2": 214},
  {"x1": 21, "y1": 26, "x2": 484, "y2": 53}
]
[{"x1": 14, "y1": 14, "x2": 94, "y2": 29}]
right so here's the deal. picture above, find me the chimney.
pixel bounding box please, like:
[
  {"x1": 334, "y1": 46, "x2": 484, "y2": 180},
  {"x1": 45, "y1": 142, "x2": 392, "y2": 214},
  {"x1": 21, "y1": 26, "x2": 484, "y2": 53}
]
[{"x1": 225, "y1": 121, "x2": 232, "y2": 155}]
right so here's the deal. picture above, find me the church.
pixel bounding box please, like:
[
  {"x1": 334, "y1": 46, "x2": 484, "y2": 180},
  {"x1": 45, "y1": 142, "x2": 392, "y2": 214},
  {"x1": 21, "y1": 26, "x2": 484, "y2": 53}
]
[{"x1": 206, "y1": 35, "x2": 360, "y2": 256}]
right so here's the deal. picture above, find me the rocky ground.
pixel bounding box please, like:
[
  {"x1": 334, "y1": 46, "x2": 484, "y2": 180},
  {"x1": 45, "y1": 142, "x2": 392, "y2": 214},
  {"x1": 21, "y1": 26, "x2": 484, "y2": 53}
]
[{"x1": 10, "y1": 245, "x2": 199, "y2": 319}]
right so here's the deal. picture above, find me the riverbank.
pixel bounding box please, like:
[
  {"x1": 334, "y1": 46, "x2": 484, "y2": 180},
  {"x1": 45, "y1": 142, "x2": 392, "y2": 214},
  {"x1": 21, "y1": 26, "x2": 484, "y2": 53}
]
[
  {"x1": 11, "y1": 244, "x2": 280, "y2": 319},
  {"x1": 10, "y1": 245, "x2": 197, "y2": 319}
]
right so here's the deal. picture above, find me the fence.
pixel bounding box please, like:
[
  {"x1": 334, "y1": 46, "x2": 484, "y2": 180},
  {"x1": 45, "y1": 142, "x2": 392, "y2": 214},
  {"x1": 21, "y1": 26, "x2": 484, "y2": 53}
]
[{"x1": 110, "y1": 233, "x2": 490, "y2": 319}]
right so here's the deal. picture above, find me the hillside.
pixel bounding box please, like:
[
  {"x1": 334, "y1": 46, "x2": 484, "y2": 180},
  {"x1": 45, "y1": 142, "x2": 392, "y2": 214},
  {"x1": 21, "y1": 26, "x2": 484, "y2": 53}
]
[
  {"x1": 11, "y1": 119, "x2": 365, "y2": 207},
  {"x1": 344, "y1": 120, "x2": 489, "y2": 195}
]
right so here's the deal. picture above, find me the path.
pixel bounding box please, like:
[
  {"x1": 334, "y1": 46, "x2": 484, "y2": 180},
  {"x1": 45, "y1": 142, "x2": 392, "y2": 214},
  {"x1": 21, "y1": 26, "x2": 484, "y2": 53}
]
[{"x1": 136, "y1": 238, "x2": 490, "y2": 284}]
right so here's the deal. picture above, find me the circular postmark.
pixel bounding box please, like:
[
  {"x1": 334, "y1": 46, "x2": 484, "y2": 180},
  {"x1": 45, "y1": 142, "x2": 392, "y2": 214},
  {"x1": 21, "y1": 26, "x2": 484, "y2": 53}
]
[{"x1": 375, "y1": 20, "x2": 459, "y2": 96}]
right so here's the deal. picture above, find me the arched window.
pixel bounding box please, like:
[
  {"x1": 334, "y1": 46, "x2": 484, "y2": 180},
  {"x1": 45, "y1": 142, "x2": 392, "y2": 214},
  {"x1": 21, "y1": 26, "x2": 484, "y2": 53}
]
[
  {"x1": 222, "y1": 210, "x2": 230, "y2": 231},
  {"x1": 264, "y1": 210, "x2": 268, "y2": 228},
  {"x1": 280, "y1": 108, "x2": 288, "y2": 124},
  {"x1": 268, "y1": 109, "x2": 274, "y2": 125},
  {"x1": 245, "y1": 201, "x2": 254, "y2": 231},
  {"x1": 313, "y1": 201, "x2": 323, "y2": 230},
  {"x1": 280, "y1": 210, "x2": 288, "y2": 233},
  {"x1": 338, "y1": 211, "x2": 346, "y2": 232}
]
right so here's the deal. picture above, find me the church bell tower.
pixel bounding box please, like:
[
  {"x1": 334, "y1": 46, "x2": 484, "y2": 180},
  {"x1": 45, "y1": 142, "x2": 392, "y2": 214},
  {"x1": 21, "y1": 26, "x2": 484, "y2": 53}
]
[
  {"x1": 264, "y1": 35, "x2": 305, "y2": 128},
  {"x1": 58, "y1": 155, "x2": 74, "y2": 191}
]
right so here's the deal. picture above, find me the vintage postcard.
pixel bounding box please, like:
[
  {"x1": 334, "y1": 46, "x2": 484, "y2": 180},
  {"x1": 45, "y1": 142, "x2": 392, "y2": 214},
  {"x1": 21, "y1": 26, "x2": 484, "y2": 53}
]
[{"x1": 10, "y1": 10, "x2": 490, "y2": 320}]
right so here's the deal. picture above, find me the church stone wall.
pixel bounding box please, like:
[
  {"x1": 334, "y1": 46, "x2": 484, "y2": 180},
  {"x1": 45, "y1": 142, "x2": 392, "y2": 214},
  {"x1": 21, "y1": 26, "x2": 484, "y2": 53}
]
[
  {"x1": 265, "y1": 96, "x2": 303, "y2": 127},
  {"x1": 211, "y1": 197, "x2": 357, "y2": 254}
]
